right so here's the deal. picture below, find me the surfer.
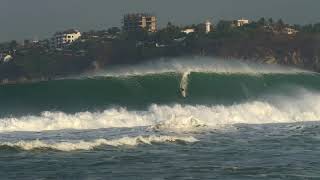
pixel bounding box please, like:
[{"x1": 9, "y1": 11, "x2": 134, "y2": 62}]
[
  {"x1": 180, "y1": 87, "x2": 186, "y2": 97},
  {"x1": 180, "y1": 72, "x2": 190, "y2": 98}
]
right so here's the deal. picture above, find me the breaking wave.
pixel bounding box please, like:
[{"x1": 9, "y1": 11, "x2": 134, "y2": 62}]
[
  {"x1": 0, "y1": 57, "x2": 318, "y2": 117},
  {"x1": 87, "y1": 57, "x2": 310, "y2": 77},
  {"x1": 0, "y1": 135, "x2": 198, "y2": 151},
  {"x1": 1, "y1": 90, "x2": 320, "y2": 133}
]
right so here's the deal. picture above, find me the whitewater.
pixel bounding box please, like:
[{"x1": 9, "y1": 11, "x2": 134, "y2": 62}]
[
  {"x1": 2, "y1": 57, "x2": 320, "y2": 179},
  {"x1": 1, "y1": 91, "x2": 320, "y2": 133}
]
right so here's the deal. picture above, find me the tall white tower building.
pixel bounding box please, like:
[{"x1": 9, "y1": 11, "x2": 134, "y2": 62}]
[{"x1": 205, "y1": 20, "x2": 212, "y2": 33}]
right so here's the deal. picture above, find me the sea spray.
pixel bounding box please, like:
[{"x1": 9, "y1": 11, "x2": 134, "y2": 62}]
[{"x1": 88, "y1": 57, "x2": 310, "y2": 78}]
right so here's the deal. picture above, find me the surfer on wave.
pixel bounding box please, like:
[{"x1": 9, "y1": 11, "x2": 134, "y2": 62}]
[{"x1": 180, "y1": 87, "x2": 186, "y2": 98}]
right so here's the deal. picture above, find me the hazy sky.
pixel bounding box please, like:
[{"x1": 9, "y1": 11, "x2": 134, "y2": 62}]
[{"x1": 1, "y1": 0, "x2": 320, "y2": 42}]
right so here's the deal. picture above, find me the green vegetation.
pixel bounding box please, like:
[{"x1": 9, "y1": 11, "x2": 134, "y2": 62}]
[{"x1": 1, "y1": 18, "x2": 320, "y2": 83}]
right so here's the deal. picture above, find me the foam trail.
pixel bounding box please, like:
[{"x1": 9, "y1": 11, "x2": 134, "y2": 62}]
[
  {"x1": 0, "y1": 135, "x2": 198, "y2": 151},
  {"x1": 86, "y1": 57, "x2": 311, "y2": 78},
  {"x1": 180, "y1": 72, "x2": 190, "y2": 98},
  {"x1": 1, "y1": 90, "x2": 320, "y2": 133}
]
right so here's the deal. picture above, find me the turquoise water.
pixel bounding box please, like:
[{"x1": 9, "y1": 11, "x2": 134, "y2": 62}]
[
  {"x1": 1, "y1": 73, "x2": 319, "y2": 116},
  {"x1": 1, "y1": 59, "x2": 320, "y2": 179}
]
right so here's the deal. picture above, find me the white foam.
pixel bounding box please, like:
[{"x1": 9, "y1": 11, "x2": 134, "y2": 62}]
[
  {"x1": 0, "y1": 108, "x2": 153, "y2": 132},
  {"x1": 152, "y1": 115, "x2": 207, "y2": 132},
  {"x1": 86, "y1": 57, "x2": 310, "y2": 77},
  {"x1": 0, "y1": 135, "x2": 198, "y2": 151},
  {"x1": 1, "y1": 90, "x2": 320, "y2": 133}
]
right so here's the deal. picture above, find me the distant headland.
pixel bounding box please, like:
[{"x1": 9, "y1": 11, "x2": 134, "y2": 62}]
[{"x1": 1, "y1": 13, "x2": 320, "y2": 84}]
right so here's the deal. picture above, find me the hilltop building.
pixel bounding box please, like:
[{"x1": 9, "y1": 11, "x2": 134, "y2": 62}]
[
  {"x1": 182, "y1": 20, "x2": 212, "y2": 34},
  {"x1": 236, "y1": 18, "x2": 250, "y2": 27},
  {"x1": 123, "y1": 13, "x2": 157, "y2": 32},
  {"x1": 205, "y1": 20, "x2": 212, "y2": 33},
  {"x1": 283, "y1": 27, "x2": 299, "y2": 35},
  {"x1": 51, "y1": 29, "x2": 81, "y2": 48},
  {"x1": 1, "y1": 54, "x2": 13, "y2": 63},
  {"x1": 263, "y1": 25, "x2": 299, "y2": 35},
  {"x1": 182, "y1": 28, "x2": 195, "y2": 34}
]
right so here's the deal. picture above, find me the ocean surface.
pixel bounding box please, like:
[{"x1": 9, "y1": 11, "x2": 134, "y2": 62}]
[{"x1": 1, "y1": 57, "x2": 320, "y2": 179}]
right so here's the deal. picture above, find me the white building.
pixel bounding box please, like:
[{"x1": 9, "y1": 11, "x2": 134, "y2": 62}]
[
  {"x1": 52, "y1": 29, "x2": 81, "y2": 48},
  {"x1": 205, "y1": 20, "x2": 212, "y2": 33},
  {"x1": 283, "y1": 27, "x2": 299, "y2": 35},
  {"x1": 182, "y1": 28, "x2": 195, "y2": 34},
  {"x1": 2, "y1": 54, "x2": 13, "y2": 63},
  {"x1": 236, "y1": 18, "x2": 250, "y2": 27}
]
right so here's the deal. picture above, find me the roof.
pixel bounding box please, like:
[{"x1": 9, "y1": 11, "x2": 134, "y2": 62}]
[
  {"x1": 237, "y1": 19, "x2": 249, "y2": 22},
  {"x1": 55, "y1": 29, "x2": 80, "y2": 35},
  {"x1": 124, "y1": 13, "x2": 155, "y2": 18}
]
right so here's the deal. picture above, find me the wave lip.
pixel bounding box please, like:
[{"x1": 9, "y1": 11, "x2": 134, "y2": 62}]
[
  {"x1": 0, "y1": 135, "x2": 198, "y2": 151},
  {"x1": 87, "y1": 57, "x2": 311, "y2": 78}
]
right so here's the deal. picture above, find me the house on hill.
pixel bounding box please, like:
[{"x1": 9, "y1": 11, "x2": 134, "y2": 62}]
[
  {"x1": 283, "y1": 27, "x2": 299, "y2": 35},
  {"x1": 236, "y1": 18, "x2": 250, "y2": 27},
  {"x1": 0, "y1": 54, "x2": 13, "y2": 63},
  {"x1": 51, "y1": 29, "x2": 81, "y2": 48}
]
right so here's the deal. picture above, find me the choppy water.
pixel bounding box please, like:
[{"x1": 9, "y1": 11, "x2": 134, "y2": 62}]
[{"x1": 1, "y1": 57, "x2": 320, "y2": 179}]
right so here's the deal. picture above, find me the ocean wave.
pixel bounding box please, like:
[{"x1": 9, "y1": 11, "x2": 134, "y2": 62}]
[
  {"x1": 86, "y1": 57, "x2": 310, "y2": 78},
  {"x1": 1, "y1": 90, "x2": 320, "y2": 133},
  {"x1": 0, "y1": 108, "x2": 153, "y2": 132},
  {"x1": 0, "y1": 135, "x2": 198, "y2": 151}
]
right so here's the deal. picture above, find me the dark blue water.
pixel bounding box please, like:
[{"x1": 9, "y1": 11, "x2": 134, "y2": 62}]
[{"x1": 1, "y1": 123, "x2": 320, "y2": 179}]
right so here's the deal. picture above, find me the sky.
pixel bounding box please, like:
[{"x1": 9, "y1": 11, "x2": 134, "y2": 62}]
[{"x1": 1, "y1": 0, "x2": 320, "y2": 42}]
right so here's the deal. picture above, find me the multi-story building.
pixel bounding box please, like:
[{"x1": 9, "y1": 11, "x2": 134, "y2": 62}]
[
  {"x1": 52, "y1": 29, "x2": 81, "y2": 48},
  {"x1": 204, "y1": 20, "x2": 212, "y2": 33},
  {"x1": 123, "y1": 13, "x2": 157, "y2": 32}
]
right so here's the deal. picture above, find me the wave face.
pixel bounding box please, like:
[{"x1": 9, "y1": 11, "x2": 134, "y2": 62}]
[{"x1": 1, "y1": 72, "x2": 319, "y2": 117}]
